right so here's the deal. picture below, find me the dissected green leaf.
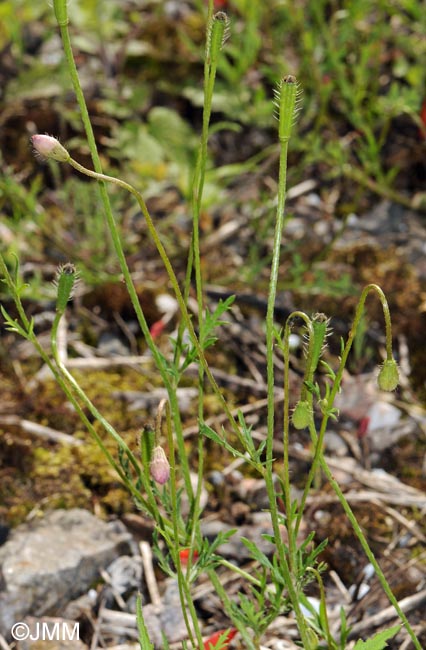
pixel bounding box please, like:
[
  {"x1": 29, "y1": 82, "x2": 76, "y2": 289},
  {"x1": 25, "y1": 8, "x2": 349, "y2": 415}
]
[{"x1": 353, "y1": 625, "x2": 401, "y2": 650}]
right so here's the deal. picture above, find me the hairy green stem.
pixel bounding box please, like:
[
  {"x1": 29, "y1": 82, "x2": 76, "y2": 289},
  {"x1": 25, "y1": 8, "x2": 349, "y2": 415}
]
[
  {"x1": 66, "y1": 157, "x2": 245, "y2": 450},
  {"x1": 187, "y1": 5, "x2": 227, "y2": 565},
  {"x1": 291, "y1": 284, "x2": 420, "y2": 648},
  {"x1": 57, "y1": 19, "x2": 196, "y2": 499},
  {"x1": 49, "y1": 311, "x2": 168, "y2": 525},
  {"x1": 264, "y1": 78, "x2": 312, "y2": 647},
  {"x1": 165, "y1": 401, "x2": 204, "y2": 649},
  {"x1": 281, "y1": 312, "x2": 313, "y2": 560}
]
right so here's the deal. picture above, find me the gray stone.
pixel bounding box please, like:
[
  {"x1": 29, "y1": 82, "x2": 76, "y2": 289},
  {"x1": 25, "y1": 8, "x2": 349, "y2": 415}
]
[
  {"x1": 324, "y1": 431, "x2": 348, "y2": 456},
  {"x1": 98, "y1": 332, "x2": 130, "y2": 357},
  {"x1": 160, "y1": 578, "x2": 189, "y2": 643},
  {"x1": 105, "y1": 555, "x2": 143, "y2": 596},
  {"x1": 0, "y1": 509, "x2": 132, "y2": 638}
]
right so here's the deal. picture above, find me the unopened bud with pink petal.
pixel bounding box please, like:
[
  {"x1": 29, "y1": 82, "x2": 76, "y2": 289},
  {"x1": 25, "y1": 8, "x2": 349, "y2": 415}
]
[
  {"x1": 149, "y1": 446, "x2": 170, "y2": 485},
  {"x1": 31, "y1": 134, "x2": 70, "y2": 163}
]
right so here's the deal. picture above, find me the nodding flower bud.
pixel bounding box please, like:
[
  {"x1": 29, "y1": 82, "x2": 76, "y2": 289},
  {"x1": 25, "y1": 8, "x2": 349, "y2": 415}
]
[
  {"x1": 149, "y1": 446, "x2": 170, "y2": 485},
  {"x1": 291, "y1": 400, "x2": 312, "y2": 430},
  {"x1": 31, "y1": 134, "x2": 70, "y2": 163},
  {"x1": 378, "y1": 358, "x2": 399, "y2": 391}
]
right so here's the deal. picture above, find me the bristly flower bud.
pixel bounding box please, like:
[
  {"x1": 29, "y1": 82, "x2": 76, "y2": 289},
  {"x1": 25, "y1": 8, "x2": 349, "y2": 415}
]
[
  {"x1": 378, "y1": 358, "x2": 399, "y2": 391},
  {"x1": 55, "y1": 263, "x2": 77, "y2": 313},
  {"x1": 292, "y1": 400, "x2": 312, "y2": 430},
  {"x1": 31, "y1": 134, "x2": 70, "y2": 163},
  {"x1": 149, "y1": 446, "x2": 170, "y2": 485},
  {"x1": 273, "y1": 75, "x2": 301, "y2": 143},
  {"x1": 206, "y1": 11, "x2": 229, "y2": 66}
]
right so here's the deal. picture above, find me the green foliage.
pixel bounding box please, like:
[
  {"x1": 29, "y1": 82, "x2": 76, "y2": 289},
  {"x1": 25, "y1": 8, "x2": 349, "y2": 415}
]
[
  {"x1": 0, "y1": 2, "x2": 423, "y2": 650},
  {"x1": 215, "y1": 553, "x2": 288, "y2": 642},
  {"x1": 136, "y1": 594, "x2": 155, "y2": 650},
  {"x1": 0, "y1": 1, "x2": 49, "y2": 54},
  {"x1": 1, "y1": 304, "x2": 33, "y2": 340},
  {"x1": 353, "y1": 625, "x2": 401, "y2": 650},
  {"x1": 284, "y1": 251, "x2": 355, "y2": 297},
  {"x1": 201, "y1": 422, "x2": 257, "y2": 468},
  {"x1": 201, "y1": 295, "x2": 235, "y2": 348},
  {"x1": 107, "y1": 106, "x2": 199, "y2": 195},
  {"x1": 187, "y1": 528, "x2": 238, "y2": 582},
  {"x1": 55, "y1": 177, "x2": 118, "y2": 283},
  {"x1": 0, "y1": 167, "x2": 41, "y2": 224}
]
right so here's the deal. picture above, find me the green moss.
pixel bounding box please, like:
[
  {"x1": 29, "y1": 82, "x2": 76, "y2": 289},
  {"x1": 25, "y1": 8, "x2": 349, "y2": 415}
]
[
  {"x1": 1, "y1": 364, "x2": 167, "y2": 525},
  {"x1": 1, "y1": 355, "x2": 247, "y2": 525}
]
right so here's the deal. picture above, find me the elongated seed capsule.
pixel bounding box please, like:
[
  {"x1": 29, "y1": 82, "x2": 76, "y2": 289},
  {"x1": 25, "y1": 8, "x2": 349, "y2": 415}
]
[
  {"x1": 275, "y1": 75, "x2": 299, "y2": 143},
  {"x1": 310, "y1": 313, "x2": 331, "y2": 371},
  {"x1": 55, "y1": 263, "x2": 77, "y2": 313},
  {"x1": 140, "y1": 425, "x2": 155, "y2": 467},
  {"x1": 207, "y1": 11, "x2": 228, "y2": 66}
]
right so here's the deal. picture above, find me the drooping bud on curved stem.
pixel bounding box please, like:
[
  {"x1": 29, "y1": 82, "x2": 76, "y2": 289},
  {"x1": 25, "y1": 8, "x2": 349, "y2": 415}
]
[
  {"x1": 31, "y1": 135, "x2": 70, "y2": 163},
  {"x1": 378, "y1": 358, "x2": 399, "y2": 391},
  {"x1": 351, "y1": 284, "x2": 399, "y2": 392},
  {"x1": 31, "y1": 133, "x2": 71, "y2": 162}
]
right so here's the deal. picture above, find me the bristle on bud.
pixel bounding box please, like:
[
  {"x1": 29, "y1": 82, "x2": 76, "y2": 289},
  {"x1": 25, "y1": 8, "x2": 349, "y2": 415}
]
[
  {"x1": 31, "y1": 134, "x2": 70, "y2": 163},
  {"x1": 54, "y1": 263, "x2": 78, "y2": 313},
  {"x1": 273, "y1": 76, "x2": 302, "y2": 142},
  {"x1": 207, "y1": 11, "x2": 229, "y2": 64}
]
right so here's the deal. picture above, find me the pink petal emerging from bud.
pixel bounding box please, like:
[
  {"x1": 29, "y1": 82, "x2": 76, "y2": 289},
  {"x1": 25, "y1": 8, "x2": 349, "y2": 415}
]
[
  {"x1": 31, "y1": 134, "x2": 70, "y2": 163},
  {"x1": 149, "y1": 446, "x2": 170, "y2": 485}
]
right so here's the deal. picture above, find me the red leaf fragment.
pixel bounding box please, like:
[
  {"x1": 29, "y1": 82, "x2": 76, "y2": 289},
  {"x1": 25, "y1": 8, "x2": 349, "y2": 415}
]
[
  {"x1": 203, "y1": 628, "x2": 238, "y2": 650},
  {"x1": 419, "y1": 100, "x2": 426, "y2": 140},
  {"x1": 179, "y1": 548, "x2": 199, "y2": 565},
  {"x1": 149, "y1": 319, "x2": 165, "y2": 339},
  {"x1": 357, "y1": 416, "x2": 370, "y2": 440}
]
